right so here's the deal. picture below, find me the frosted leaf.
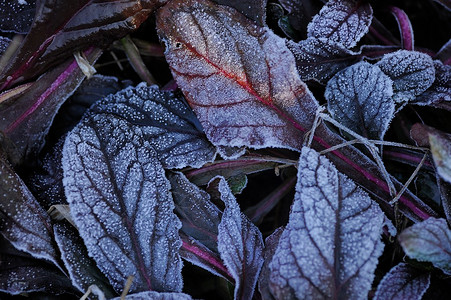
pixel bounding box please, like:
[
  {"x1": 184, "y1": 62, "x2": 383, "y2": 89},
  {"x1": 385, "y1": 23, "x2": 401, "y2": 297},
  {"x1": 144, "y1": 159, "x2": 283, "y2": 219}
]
[
  {"x1": 53, "y1": 222, "x2": 116, "y2": 297},
  {"x1": 62, "y1": 114, "x2": 183, "y2": 293},
  {"x1": 0, "y1": 0, "x2": 35, "y2": 34},
  {"x1": 429, "y1": 129, "x2": 451, "y2": 184},
  {"x1": 376, "y1": 50, "x2": 435, "y2": 103},
  {"x1": 374, "y1": 263, "x2": 430, "y2": 300},
  {"x1": 0, "y1": 236, "x2": 74, "y2": 296},
  {"x1": 286, "y1": 37, "x2": 360, "y2": 84},
  {"x1": 399, "y1": 217, "x2": 451, "y2": 275},
  {"x1": 414, "y1": 61, "x2": 451, "y2": 105},
  {"x1": 258, "y1": 227, "x2": 284, "y2": 300},
  {"x1": 269, "y1": 147, "x2": 385, "y2": 299},
  {"x1": 0, "y1": 156, "x2": 60, "y2": 267},
  {"x1": 168, "y1": 172, "x2": 222, "y2": 251},
  {"x1": 90, "y1": 83, "x2": 216, "y2": 169},
  {"x1": 111, "y1": 291, "x2": 193, "y2": 300},
  {"x1": 325, "y1": 61, "x2": 394, "y2": 139},
  {"x1": 216, "y1": 177, "x2": 264, "y2": 300},
  {"x1": 307, "y1": 0, "x2": 373, "y2": 49},
  {"x1": 157, "y1": 0, "x2": 319, "y2": 152}
]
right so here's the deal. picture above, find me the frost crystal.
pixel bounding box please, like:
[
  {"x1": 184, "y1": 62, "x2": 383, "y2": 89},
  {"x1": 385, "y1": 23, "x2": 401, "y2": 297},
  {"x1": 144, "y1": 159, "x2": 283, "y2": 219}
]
[{"x1": 269, "y1": 147, "x2": 385, "y2": 299}]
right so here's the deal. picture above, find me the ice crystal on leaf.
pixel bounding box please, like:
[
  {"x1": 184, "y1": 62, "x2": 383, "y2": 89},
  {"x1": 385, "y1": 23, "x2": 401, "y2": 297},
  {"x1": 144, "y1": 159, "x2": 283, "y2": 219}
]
[
  {"x1": 269, "y1": 147, "x2": 385, "y2": 299},
  {"x1": 307, "y1": 0, "x2": 373, "y2": 49},
  {"x1": 325, "y1": 61, "x2": 394, "y2": 139}
]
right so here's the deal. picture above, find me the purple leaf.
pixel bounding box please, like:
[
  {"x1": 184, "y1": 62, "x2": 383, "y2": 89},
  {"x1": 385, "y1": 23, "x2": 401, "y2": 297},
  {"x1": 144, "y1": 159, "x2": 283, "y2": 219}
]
[
  {"x1": 0, "y1": 0, "x2": 161, "y2": 90},
  {"x1": 269, "y1": 147, "x2": 385, "y2": 299},
  {"x1": 179, "y1": 233, "x2": 232, "y2": 281},
  {"x1": 436, "y1": 38, "x2": 451, "y2": 65},
  {"x1": 399, "y1": 217, "x2": 451, "y2": 275},
  {"x1": 168, "y1": 172, "x2": 222, "y2": 252},
  {"x1": 0, "y1": 47, "x2": 102, "y2": 161},
  {"x1": 432, "y1": 0, "x2": 451, "y2": 11},
  {"x1": 111, "y1": 291, "x2": 193, "y2": 300},
  {"x1": 258, "y1": 227, "x2": 284, "y2": 300},
  {"x1": 287, "y1": 37, "x2": 361, "y2": 84},
  {"x1": 0, "y1": 155, "x2": 60, "y2": 268},
  {"x1": 62, "y1": 115, "x2": 183, "y2": 293},
  {"x1": 414, "y1": 61, "x2": 451, "y2": 106},
  {"x1": 213, "y1": 0, "x2": 267, "y2": 26},
  {"x1": 374, "y1": 263, "x2": 430, "y2": 300},
  {"x1": 53, "y1": 222, "x2": 116, "y2": 297},
  {"x1": 0, "y1": 236, "x2": 75, "y2": 296},
  {"x1": 216, "y1": 177, "x2": 264, "y2": 300},
  {"x1": 0, "y1": 0, "x2": 35, "y2": 34},
  {"x1": 376, "y1": 50, "x2": 435, "y2": 103},
  {"x1": 89, "y1": 83, "x2": 216, "y2": 169},
  {"x1": 307, "y1": 0, "x2": 373, "y2": 49},
  {"x1": 325, "y1": 61, "x2": 394, "y2": 139},
  {"x1": 389, "y1": 6, "x2": 414, "y2": 50}
]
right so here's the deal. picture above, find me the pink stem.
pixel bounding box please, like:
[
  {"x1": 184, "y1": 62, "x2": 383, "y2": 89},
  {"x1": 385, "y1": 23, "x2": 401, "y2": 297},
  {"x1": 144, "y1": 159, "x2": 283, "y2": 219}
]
[{"x1": 389, "y1": 6, "x2": 414, "y2": 50}]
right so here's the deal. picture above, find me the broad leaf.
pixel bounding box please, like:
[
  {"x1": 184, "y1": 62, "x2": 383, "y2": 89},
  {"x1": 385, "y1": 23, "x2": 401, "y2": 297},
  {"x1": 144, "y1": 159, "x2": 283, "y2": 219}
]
[
  {"x1": 0, "y1": 154, "x2": 60, "y2": 267},
  {"x1": 157, "y1": 0, "x2": 319, "y2": 152},
  {"x1": 112, "y1": 291, "x2": 193, "y2": 300},
  {"x1": 307, "y1": 0, "x2": 373, "y2": 49},
  {"x1": 376, "y1": 50, "x2": 435, "y2": 103},
  {"x1": 325, "y1": 61, "x2": 394, "y2": 139},
  {"x1": 374, "y1": 263, "x2": 430, "y2": 300},
  {"x1": 157, "y1": 0, "x2": 437, "y2": 223},
  {"x1": 216, "y1": 177, "x2": 264, "y2": 300},
  {"x1": 0, "y1": 236, "x2": 75, "y2": 296},
  {"x1": 0, "y1": 0, "x2": 35, "y2": 34},
  {"x1": 0, "y1": 48, "x2": 102, "y2": 162},
  {"x1": 269, "y1": 147, "x2": 385, "y2": 299},
  {"x1": 0, "y1": 0, "x2": 161, "y2": 89},
  {"x1": 414, "y1": 61, "x2": 451, "y2": 106},
  {"x1": 258, "y1": 227, "x2": 283, "y2": 300},
  {"x1": 287, "y1": 37, "x2": 361, "y2": 84},
  {"x1": 399, "y1": 217, "x2": 451, "y2": 275},
  {"x1": 168, "y1": 172, "x2": 222, "y2": 252},
  {"x1": 62, "y1": 114, "x2": 183, "y2": 293},
  {"x1": 213, "y1": 0, "x2": 267, "y2": 26},
  {"x1": 89, "y1": 83, "x2": 216, "y2": 169},
  {"x1": 53, "y1": 222, "x2": 116, "y2": 297}
]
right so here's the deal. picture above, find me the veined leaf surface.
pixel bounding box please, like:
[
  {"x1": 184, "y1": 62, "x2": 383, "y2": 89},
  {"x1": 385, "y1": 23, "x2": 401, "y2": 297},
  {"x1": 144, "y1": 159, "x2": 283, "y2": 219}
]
[{"x1": 269, "y1": 147, "x2": 385, "y2": 299}]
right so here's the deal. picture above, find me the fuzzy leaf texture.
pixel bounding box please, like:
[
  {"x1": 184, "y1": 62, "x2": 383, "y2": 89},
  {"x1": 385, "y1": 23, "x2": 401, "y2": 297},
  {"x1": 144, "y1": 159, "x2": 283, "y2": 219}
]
[
  {"x1": 399, "y1": 217, "x2": 451, "y2": 275},
  {"x1": 286, "y1": 37, "x2": 361, "y2": 84},
  {"x1": 53, "y1": 222, "x2": 116, "y2": 297},
  {"x1": 216, "y1": 177, "x2": 264, "y2": 300},
  {"x1": 414, "y1": 61, "x2": 451, "y2": 105},
  {"x1": 269, "y1": 147, "x2": 385, "y2": 299},
  {"x1": 0, "y1": 0, "x2": 35, "y2": 34},
  {"x1": 325, "y1": 61, "x2": 394, "y2": 139},
  {"x1": 62, "y1": 114, "x2": 183, "y2": 293},
  {"x1": 87, "y1": 83, "x2": 216, "y2": 169},
  {"x1": 156, "y1": 0, "x2": 319, "y2": 151},
  {"x1": 374, "y1": 263, "x2": 430, "y2": 300},
  {"x1": 307, "y1": 0, "x2": 373, "y2": 49},
  {"x1": 0, "y1": 155, "x2": 60, "y2": 267},
  {"x1": 111, "y1": 291, "x2": 193, "y2": 300},
  {"x1": 376, "y1": 50, "x2": 435, "y2": 103}
]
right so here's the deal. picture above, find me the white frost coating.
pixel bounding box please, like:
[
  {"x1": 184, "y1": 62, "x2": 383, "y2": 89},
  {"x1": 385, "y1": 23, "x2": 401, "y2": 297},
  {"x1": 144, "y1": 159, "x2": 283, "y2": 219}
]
[
  {"x1": 0, "y1": 159, "x2": 59, "y2": 267},
  {"x1": 157, "y1": 0, "x2": 319, "y2": 152},
  {"x1": 374, "y1": 263, "x2": 430, "y2": 300},
  {"x1": 286, "y1": 37, "x2": 359, "y2": 84},
  {"x1": 89, "y1": 82, "x2": 216, "y2": 169},
  {"x1": 414, "y1": 61, "x2": 451, "y2": 105},
  {"x1": 376, "y1": 50, "x2": 435, "y2": 103},
  {"x1": 62, "y1": 115, "x2": 183, "y2": 293},
  {"x1": 325, "y1": 61, "x2": 394, "y2": 139},
  {"x1": 307, "y1": 0, "x2": 373, "y2": 49},
  {"x1": 399, "y1": 217, "x2": 451, "y2": 275},
  {"x1": 216, "y1": 177, "x2": 264, "y2": 300},
  {"x1": 269, "y1": 147, "x2": 385, "y2": 299},
  {"x1": 111, "y1": 291, "x2": 193, "y2": 299}
]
